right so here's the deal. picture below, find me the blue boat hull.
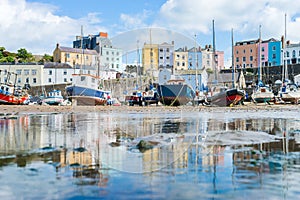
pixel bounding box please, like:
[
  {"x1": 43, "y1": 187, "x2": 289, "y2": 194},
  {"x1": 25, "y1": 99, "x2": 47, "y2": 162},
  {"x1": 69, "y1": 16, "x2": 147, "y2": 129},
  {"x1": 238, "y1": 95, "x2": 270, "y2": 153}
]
[
  {"x1": 157, "y1": 84, "x2": 195, "y2": 106},
  {"x1": 66, "y1": 85, "x2": 107, "y2": 105}
]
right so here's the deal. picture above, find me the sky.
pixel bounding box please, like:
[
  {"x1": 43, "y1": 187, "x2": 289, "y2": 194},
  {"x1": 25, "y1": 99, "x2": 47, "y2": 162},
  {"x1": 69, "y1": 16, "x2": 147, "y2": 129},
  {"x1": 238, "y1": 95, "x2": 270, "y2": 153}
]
[{"x1": 1, "y1": 0, "x2": 300, "y2": 67}]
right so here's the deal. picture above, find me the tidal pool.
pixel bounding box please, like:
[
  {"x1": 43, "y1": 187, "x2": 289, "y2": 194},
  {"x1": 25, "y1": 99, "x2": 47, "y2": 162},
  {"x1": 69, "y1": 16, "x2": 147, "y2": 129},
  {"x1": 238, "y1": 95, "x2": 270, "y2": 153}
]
[{"x1": 0, "y1": 109, "x2": 299, "y2": 199}]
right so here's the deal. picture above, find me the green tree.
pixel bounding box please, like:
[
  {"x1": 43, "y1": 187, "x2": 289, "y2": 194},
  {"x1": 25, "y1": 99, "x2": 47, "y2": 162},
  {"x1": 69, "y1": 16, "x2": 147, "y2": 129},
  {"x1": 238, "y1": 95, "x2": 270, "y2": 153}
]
[
  {"x1": 17, "y1": 48, "x2": 34, "y2": 63},
  {"x1": 39, "y1": 54, "x2": 53, "y2": 63}
]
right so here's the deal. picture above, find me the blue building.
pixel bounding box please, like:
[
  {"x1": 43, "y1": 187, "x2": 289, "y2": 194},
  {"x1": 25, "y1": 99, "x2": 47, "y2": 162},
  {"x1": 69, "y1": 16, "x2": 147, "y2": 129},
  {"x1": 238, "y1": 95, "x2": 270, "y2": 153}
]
[
  {"x1": 268, "y1": 39, "x2": 281, "y2": 66},
  {"x1": 188, "y1": 47, "x2": 202, "y2": 70}
]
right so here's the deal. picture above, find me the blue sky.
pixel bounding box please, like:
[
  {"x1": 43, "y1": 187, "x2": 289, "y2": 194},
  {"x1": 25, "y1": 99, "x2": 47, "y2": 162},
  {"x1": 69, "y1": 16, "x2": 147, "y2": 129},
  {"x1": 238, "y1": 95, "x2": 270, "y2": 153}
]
[{"x1": 1, "y1": 0, "x2": 300, "y2": 67}]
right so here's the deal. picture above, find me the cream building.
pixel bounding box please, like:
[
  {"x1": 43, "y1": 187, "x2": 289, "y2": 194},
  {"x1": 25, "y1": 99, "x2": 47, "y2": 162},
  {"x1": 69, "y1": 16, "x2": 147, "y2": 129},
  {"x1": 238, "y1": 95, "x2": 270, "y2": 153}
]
[
  {"x1": 142, "y1": 43, "x2": 159, "y2": 76},
  {"x1": 53, "y1": 44, "x2": 98, "y2": 67},
  {"x1": 173, "y1": 48, "x2": 188, "y2": 71}
]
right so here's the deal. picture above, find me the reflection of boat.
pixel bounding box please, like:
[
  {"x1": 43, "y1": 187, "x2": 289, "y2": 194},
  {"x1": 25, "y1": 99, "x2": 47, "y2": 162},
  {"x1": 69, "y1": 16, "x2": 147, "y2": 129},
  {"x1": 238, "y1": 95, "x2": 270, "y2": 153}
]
[
  {"x1": 65, "y1": 74, "x2": 107, "y2": 106},
  {"x1": 157, "y1": 69, "x2": 195, "y2": 106},
  {"x1": 42, "y1": 90, "x2": 64, "y2": 105},
  {"x1": 208, "y1": 87, "x2": 245, "y2": 107},
  {"x1": 0, "y1": 72, "x2": 29, "y2": 105}
]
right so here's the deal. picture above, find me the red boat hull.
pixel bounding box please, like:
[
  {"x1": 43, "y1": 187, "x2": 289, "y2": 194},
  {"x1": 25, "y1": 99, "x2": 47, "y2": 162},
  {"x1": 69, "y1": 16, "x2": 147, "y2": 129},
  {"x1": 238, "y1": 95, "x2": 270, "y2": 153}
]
[{"x1": 0, "y1": 93, "x2": 29, "y2": 105}]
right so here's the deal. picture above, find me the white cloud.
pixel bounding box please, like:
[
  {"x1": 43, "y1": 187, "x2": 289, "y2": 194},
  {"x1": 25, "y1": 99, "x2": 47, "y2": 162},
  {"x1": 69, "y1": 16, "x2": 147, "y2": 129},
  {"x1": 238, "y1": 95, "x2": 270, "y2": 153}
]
[
  {"x1": 0, "y1": 0, "x2": 106, "y2": 55},
  {"x1": 155, "y1": 0, "x2": 300, "y2": 42},
  {"x1": 119, "y1": 10, "x2": 152, "y2": 30}
]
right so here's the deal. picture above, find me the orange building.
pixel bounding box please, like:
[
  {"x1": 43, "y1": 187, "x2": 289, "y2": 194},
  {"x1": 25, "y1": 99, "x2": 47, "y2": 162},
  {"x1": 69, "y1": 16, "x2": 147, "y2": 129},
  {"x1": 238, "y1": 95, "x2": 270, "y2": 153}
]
[{"x1": 234, "y1": 39, "x2": 259, "y2": 69}]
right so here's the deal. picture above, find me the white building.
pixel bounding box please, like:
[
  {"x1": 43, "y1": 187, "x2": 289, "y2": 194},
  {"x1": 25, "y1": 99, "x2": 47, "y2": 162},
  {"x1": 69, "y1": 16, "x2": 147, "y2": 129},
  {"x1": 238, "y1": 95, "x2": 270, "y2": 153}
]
[{"x1": 0, "y1": 63, "x2": 118, "y2": 88}]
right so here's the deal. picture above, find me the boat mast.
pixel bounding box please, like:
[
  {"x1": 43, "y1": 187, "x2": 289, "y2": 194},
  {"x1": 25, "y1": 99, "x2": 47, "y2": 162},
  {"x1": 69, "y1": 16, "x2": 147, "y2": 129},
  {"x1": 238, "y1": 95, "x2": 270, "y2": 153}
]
[
  {"x1": 212, "y1": 19, "x2": 218, "y2": 84},
  {"x1": 194, "y1": 34, "x2": 199, "y2": 91},
  {"x1": 231, "y1": 28, "x2": 235, "y2": 88},
  {"x1": 80, "y1": 25, "x2": 84, "y2": 75},
  {"x1": 284, "y1": 13, "x2": 288, "y2": 82},
  {"x1": 258, "y1": 25, "x2": 262, "y2": 83}
]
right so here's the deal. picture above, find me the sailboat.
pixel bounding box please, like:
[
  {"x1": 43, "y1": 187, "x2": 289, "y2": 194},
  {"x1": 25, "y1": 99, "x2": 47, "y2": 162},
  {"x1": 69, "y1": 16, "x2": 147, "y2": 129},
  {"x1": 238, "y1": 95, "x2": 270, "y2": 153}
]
[
  {"x1": 65, "y1": 26, "x2": 108, "y2": 106},
  {"x1": 208, "y1": 22, "x2": 245, "y2": 107},
  {"x1": 277, "y1": 14, "x2": 300, "y2": 104},
  {"x1": 251, "y1": 25, "x2": 274, "y2": 104}
]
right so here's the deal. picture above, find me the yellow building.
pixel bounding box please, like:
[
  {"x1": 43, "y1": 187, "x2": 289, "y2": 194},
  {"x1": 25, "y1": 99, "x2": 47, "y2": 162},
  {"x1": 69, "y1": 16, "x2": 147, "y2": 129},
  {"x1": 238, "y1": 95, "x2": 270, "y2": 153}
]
[
  {"x1": 142, "y1": 43, "x2": 158, "y2": 75},
  {"x1": 173, "y1": 48, "x2": 188, "y2": 71},
  {"x1": 53, "y1": 43, "x2": 98, "y2": 67}
]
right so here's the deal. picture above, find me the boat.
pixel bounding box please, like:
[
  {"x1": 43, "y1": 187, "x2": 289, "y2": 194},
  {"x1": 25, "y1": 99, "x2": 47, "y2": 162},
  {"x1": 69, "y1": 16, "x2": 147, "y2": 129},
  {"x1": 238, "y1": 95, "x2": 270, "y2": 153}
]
[
  {"x1": 0, "y1": 72, "x2": 29, "y2": 105},
  {"x1": 157, "y1": 69, "x2": 195, "y2": 106},
  {"x1": 208, "y1": 24, "x2": 245, "y2": 107},
  {"x1": 278, "y1": 81, "x2": 300, "y2": 104},
  {"x1": 42, "y1": 89, "x2": 64, "y2": 105},
  {"x1": 125, "y1": 90, "x2": 143, "y2": 106},
  {"x1": 276, "y1": 17, "x2": 300, "y2": 104},
  {"x1": 208, "y1": 86, "x2": 245, "y2": 107},
  {"x1": 65, "y1": 74, "x2": 107, "y2": 106},
  {"x1": 65, "y1": 26, "x2": 109, "y2": 106},
  {"x1": 251, "y1": 25, "x2": 274, "y2": 104},
  {"x1": 142, "y1": 85, "x2": 159, "y2": 106},
  {"x1": 252, "y1": 81, "x2": 274, "y2": 104}
]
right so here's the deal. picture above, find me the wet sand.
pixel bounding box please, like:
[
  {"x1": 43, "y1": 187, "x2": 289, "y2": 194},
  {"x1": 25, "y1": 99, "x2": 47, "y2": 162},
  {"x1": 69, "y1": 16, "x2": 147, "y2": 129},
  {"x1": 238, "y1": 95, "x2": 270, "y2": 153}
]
[{"x1": 0, "y1": 102, "x2": 299, "y2": 115}]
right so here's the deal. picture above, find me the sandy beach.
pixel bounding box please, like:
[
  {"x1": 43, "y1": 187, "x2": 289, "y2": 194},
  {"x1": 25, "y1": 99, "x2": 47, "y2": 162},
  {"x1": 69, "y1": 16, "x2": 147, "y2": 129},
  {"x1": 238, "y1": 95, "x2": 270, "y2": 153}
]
[{"x1": 0, "y1": 102, "x2": 299, "y2": 115}]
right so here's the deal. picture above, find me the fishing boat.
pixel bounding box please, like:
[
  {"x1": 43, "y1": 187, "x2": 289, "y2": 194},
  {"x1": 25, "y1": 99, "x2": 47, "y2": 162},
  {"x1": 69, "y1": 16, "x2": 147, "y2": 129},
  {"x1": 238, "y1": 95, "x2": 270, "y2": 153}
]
[
  {"x1": 0, "y1": 72, "x2": 29, "y2": 105},
  {"x1": 142, "y1": 85, "x2": 159, "y2": 106},
  {"x1": 157, "y1": 70, "x2": 195, "y2": 106},
  {"x1": 42, "y1": 89, "x2": 64, "y2": 105},
  {"x1": 65, "y1": 74, "x2": 107, "y2": 106}
]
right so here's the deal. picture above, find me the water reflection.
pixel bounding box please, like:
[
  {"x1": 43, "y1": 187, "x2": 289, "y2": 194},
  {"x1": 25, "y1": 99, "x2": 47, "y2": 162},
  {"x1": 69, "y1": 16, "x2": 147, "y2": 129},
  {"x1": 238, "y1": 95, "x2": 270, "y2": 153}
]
[{"x1": 0, "y1": 110, "x2": 299, "y2": 199}]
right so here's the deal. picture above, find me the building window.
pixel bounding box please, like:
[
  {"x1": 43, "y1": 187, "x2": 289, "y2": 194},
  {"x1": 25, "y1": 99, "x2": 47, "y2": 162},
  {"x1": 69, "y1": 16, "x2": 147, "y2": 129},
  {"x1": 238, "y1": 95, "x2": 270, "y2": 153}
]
[
  {"x1": 261, "y1": 55, "x2": 265, "y2": 60},
  {"x1": 32, "y1": 70, "x2": 37, "y2": 75},
  {"x1": 26, "y1": 78, "x2": 29, "y2": 83},
  {"x1": 106, "y1": 51, "x2": 109, "y2": 55},
  {"x1": 24, "y1": 69, "x2": 29, "y2": 75},
  {"x1": 18, "y1": 78, "x2": 21, "y2": 84},
  {"x1": 243, "y1": 49, "x2": 246, "y2": 54},
  {"x1": 66, "y1": 53, "x2": 70, "y2": 58},
  {"x1": 64, "y1": 78, "x2": 67, "y2": 82},
  {"x1": 250, "y1": 56, "x2": 253, "y2": 61},
  {"x1": 49, "y1": 70, "x2": 52, "y2": 75},
  {"x1": 116, "y1": 64, "x2": 119, "y2": 68},
  {"x1": 112, "y1": 64, "x2": 114, "y2": 68},
  {"x1": 272, "y1": 54, "x2": 276, "y2": 59},
  {"x1": 182, "y1": 62, "x2": 185, "y2": 66},
  {"x1": 33, "y1": 78, "x2": 36, "y2": 84},
  {"x1": 64, "y1": 70, "x2": 67, "y2": 75},
  {"x1": 106, "y1": 57, "x2": 109, "y2": 61},
  {"x1": 243, "y1": 57, "x2": 246, "y2": 62},
  {"x1": 293, "y1": 50, "x2": 296, "y2": 58},
  {"x1": 177, "y1": 62, "x2": 180, "y2": 66},
  {"x1": 48, "y1": 78, "x2": 52, "y2": 83},
  {"x1": 236, "y1": 50, "x2": 239, "y2": 54},
  {"x1": 177, "y1": 54, "x2": 180, "y2": 58},
  {"x1": 16, "y1": 69, "x2": 22, "y2": 75},
  {"x1": 286, "y1": 51, "x2": 290, "y2": 57},
  {"x1": 272, "y1": 46, "x2": 276, "y2": 51},
  {"x1": 262, "y1": 47, "x2": 265, "y2": 52}
]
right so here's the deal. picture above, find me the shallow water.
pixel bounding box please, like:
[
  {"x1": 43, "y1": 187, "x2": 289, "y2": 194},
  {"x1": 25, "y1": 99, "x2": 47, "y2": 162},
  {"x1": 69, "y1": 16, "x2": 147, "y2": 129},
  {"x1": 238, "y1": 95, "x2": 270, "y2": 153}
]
[{"x1": 0, "y1": 109, "x2": 300, "y2": 199}]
